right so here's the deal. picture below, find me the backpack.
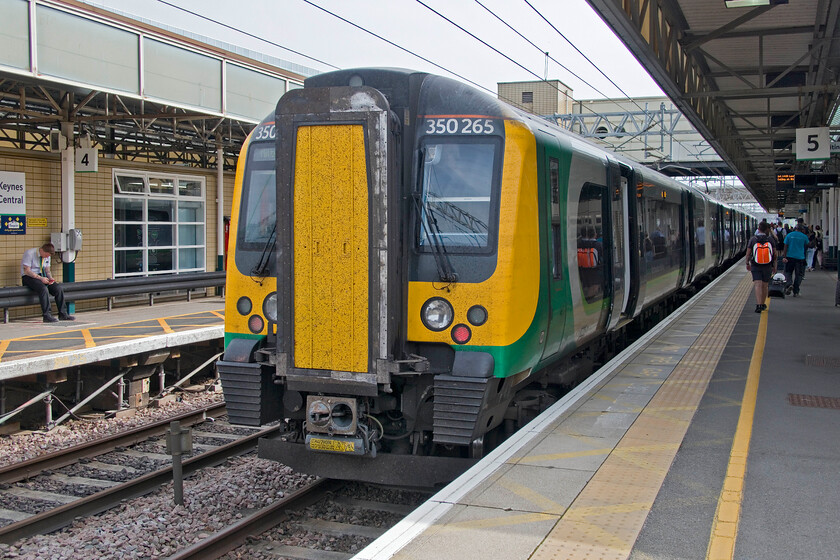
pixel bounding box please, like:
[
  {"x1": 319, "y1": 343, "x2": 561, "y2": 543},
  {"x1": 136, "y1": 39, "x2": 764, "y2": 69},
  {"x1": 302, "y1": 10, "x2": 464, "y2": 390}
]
[{"x1": 752, "y1": 239, "x2": 773, "y2": 265}]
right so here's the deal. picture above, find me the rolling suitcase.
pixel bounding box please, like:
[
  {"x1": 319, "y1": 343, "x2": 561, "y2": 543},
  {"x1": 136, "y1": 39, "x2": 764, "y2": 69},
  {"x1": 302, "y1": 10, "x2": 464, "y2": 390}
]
[{"x1": 769, "y1": 273, "x2": 786, "y2": 299}]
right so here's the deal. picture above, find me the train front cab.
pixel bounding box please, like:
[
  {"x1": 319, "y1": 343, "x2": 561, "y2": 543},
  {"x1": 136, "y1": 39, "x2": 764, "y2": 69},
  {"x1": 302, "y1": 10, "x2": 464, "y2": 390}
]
[{"x1": 217, "y1": 120, "x2": 285, "y2": 427}]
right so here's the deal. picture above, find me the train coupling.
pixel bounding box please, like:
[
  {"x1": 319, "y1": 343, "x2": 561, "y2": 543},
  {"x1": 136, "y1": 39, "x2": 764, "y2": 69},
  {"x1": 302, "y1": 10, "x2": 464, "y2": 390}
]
[{"x1": 304, "y1": 395, "x2": 377, "y2": 457}]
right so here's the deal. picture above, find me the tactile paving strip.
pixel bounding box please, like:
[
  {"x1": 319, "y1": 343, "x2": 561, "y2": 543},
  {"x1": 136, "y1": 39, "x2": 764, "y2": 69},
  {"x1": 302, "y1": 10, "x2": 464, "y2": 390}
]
[
  {"x1": 787, "y1": 393, "x2": 840, "y2": 409},
  {"x1": 531, "y1": 273, "x2": 753, "y2": 560}
]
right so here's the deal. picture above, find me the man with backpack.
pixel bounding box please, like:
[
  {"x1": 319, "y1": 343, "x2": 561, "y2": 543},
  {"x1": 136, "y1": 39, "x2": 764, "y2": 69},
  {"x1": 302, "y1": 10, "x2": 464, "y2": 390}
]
[{"x1": 747, "y1": 221, "x2": 776, "y2": 313}]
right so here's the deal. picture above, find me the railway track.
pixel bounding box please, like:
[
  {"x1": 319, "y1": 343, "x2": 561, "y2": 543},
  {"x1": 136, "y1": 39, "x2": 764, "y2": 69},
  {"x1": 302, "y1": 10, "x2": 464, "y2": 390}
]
[
  {"x1": 171, "y1": 480, "x2": 430, "y2": 560},
  {"x1": 0, "y1": 403, "x2": 278, "y2": 543}
]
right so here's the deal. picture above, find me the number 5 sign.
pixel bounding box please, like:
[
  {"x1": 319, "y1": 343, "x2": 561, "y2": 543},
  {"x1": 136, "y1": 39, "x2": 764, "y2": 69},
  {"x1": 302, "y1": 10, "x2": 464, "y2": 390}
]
[{"x1": 795, "y1": 127, "x2": 830, "y2": 161}]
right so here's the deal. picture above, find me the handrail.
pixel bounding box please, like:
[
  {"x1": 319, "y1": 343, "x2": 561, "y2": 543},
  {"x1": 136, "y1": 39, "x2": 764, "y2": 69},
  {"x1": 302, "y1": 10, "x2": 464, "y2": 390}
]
[{"x1": 0, "y1": 271, "x2": 226, "y2": 323}]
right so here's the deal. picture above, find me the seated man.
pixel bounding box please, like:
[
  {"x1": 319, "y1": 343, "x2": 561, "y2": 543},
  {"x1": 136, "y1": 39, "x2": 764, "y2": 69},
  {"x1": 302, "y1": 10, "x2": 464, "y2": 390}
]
[{"x1": 21, "y1": 242, "x2": 75, "y2": 323}]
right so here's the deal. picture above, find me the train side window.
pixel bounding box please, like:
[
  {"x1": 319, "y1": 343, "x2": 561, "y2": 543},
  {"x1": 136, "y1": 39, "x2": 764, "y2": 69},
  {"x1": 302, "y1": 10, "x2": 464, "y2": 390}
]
[
  {"x1": 549, "y1": 157, "x2": 562, "y2": 279},
  {"x1": 577, "y1": 183, "x2": 606, "y2": 303}
]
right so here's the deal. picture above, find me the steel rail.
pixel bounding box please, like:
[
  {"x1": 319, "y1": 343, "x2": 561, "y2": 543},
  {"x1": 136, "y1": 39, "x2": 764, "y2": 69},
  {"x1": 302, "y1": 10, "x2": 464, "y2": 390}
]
[
  {"x1": 0, "y1": 421, "x2": 279, "y2": 544},
  {"x1": 0, "y1": 402, "x2": 227, "y2": 484},
  {"x1": 169, "y1": 478, "x2": 340, "y2": 560}
]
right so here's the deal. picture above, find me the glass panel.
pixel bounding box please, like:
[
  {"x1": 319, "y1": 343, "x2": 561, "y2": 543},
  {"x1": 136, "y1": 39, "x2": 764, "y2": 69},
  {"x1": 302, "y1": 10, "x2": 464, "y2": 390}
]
[
  {"x1": 115, "y1": 249, "x2": 143, "y2": 274},
  {"x1": 147, "y1": 248, "x2": 173, "y2": 272},
  {"x1": 114, "y1": 224, "x2": 143, "y2": 248},
  {"x1": 178, "y1": 224, "x2": 203, "y2": 245},
  {"x1": 178, "y1": 248, "x2": 204, "y2": 269},
  {"x1": 115, "y1": 175, "x2": 145, "y2": 194},
  {"x1": 242, "y1": 169, "x2": 276, "y2": 244},
  {"x1": 36, "y1": 5, "x2": 139, "y2": 93},
  {"x1": 148, "y1": 224, "x2": 173, "y2": 246},
  {"x1": 695, "y1": 202, "x2": 706, "y2": 262},
  {"x1": 179, "y1": 179, "x2": 202, "y2": 198},
  {"x1": 149, "y1": 177, "x2": 175, "y2": 195},
  {"x1": 576, "y1": 184, "x2": 606, "y2": 303},
  {"x1": 178, "y1": 200, "x2": 203, "y2": 222},
  {"x1": 148, "y1": 199, "x2": 175, "y2": 222},
  {"x1": 418, "y1": 142, "x2": 496, "y2": 249},
  {"x1": 227, "y1": 63, "x2": 286, "y2": 120},
  {"x1": 0, "y1": 0, "x2": 30, "y2": 70},
  {"x1": 114, "y1": 197, "x2": 143, "y2": 221},
  {"x1": 144, "y1": 38, "x2": 220, "y2": 111}
]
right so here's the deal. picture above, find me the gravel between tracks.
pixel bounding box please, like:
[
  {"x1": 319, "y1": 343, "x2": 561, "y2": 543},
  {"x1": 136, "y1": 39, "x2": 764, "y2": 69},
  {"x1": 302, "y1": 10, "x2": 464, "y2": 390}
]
[
  {"x1": 0, "y1": 392, "x2": 224, "y2": 468},
  {"x1": 0, "y1": 455, "x2": 316, "y2": 560}
]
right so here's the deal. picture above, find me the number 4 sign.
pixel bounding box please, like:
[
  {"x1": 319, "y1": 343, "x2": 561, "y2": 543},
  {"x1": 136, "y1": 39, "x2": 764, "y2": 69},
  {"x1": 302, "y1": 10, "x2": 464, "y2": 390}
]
[
  {"x1": 75, "y1": 147, "x2": 99, "y2": 172},
  {"x1": 795, "y1": 127, "x2": 830, "y2": 161}
]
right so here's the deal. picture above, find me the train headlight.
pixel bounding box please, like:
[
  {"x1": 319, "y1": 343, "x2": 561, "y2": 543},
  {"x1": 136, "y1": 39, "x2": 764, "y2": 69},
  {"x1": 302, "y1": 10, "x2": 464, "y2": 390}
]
[
  {"x1": 236, "y1": 296, "x2": 252, "y2": 316},
  {"x1": 451, "y1": 324, "x2": 472, "y2": 344},
  {"x1": 262, "y1": 292, "x2": 278, "y2": 323},
  {"x1": 248, "y1": 315, "x2": 264, "y2": 334},
  {"x1": 421, "y1": 297, "x2": 454, "y2": 331},
  {"x1": 467, "y1": 305, "x2": 488, "y2": 326}
]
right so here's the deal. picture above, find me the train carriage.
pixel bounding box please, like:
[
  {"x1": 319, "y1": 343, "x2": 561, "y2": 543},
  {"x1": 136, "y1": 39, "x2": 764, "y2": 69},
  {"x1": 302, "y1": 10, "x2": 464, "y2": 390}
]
[{"x1": 218, "y1": 68, "x2": 750, "y2": 486}]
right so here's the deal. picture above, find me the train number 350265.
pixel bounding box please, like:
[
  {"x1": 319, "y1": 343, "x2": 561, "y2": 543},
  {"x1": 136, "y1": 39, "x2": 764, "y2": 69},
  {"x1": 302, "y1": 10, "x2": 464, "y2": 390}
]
[{"x1": 424, "y1": 118, "x2": 496, "y2": 135}]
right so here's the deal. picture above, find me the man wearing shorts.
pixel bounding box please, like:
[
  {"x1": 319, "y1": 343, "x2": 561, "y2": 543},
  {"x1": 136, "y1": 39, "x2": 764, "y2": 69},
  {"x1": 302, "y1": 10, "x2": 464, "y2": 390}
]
[{"x1": 746, "y1": 221, "x2": 776, "y2": 313}]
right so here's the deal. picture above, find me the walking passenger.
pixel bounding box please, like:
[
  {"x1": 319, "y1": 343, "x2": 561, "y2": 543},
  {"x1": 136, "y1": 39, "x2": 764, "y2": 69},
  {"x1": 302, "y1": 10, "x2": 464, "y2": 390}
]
[
  {"x1": 747, "y1": 222, "x2": 776, "y2": 313},
  {"x1": 781, "y1": 225, "x2": 809, "y2": 297}
]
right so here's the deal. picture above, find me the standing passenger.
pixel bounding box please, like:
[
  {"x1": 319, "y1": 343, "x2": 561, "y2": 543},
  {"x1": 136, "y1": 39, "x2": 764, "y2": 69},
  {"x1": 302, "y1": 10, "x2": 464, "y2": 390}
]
[{"x1": 747, "y1": 222, "x2": 776, "y2": 313}]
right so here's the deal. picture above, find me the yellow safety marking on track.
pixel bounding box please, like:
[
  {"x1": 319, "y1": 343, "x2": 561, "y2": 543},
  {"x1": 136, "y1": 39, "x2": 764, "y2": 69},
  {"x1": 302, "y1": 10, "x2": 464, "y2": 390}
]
[
  {"x1": 531, "y1": 273, "x2": 753, "y2": 560},
  {"x1": 0, "y1": 339, "x2": 10, "y2": 362},
  {"x1": 157, "y1": 318, "x2": 174, "y2": 334},
  {"x1": 705, "y1": 300, "x2": 768, "y2": 560},
  {"x1": 82, "y1": 329, "x2": 95, "y2": 348}
]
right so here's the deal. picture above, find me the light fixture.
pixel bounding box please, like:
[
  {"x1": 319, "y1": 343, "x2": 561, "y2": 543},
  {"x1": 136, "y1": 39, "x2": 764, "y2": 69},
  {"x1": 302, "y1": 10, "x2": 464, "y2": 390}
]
[{"x1": 725, "y1": 0, "x2": 787, "y2": 7}]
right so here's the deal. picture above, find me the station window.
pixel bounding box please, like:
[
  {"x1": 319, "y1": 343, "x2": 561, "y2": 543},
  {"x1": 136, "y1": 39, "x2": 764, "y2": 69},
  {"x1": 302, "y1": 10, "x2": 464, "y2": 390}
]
[{"x1": 113, "y1": 171, "x2": 206, "y2": 277}]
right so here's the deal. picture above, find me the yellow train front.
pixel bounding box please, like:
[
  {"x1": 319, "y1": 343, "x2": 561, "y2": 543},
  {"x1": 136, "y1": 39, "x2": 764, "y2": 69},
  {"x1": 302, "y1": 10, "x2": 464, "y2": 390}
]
[{"x1": 218, "y1": 68, "x2": 749, "y2": 486}]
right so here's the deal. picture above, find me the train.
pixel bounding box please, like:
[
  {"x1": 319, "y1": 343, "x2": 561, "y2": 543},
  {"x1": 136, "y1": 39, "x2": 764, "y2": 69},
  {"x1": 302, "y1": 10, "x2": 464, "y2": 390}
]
[{"x1": 217, "y1": 68, "x2": 753, "y2": 487}]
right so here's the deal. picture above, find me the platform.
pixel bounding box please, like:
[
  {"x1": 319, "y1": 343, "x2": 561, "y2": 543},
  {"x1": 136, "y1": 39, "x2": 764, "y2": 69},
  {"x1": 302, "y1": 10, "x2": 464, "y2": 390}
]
[
  {"x1": 0, "y1": 298, "x2": 224, "y2": 381},
  {"x1": 357, "y1": 263, "x2": 840, "y2": 560}
]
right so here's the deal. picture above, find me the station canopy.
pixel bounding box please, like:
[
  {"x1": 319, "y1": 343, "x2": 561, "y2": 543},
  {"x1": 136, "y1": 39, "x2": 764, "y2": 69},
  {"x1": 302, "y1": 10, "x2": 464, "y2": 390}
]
[
  {"x1": 587, "y1": 0, "x2": 840, "y2": 212},
  {"x1": 0, "y1": 0, "x2": 316, "y2": 168}
]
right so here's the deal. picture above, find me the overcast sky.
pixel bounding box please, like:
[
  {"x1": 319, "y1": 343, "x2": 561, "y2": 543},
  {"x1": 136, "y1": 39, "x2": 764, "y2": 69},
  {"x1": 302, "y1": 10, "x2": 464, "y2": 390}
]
[{"x1": 81, "y1": 0, "x2": 664, "y2": 101}]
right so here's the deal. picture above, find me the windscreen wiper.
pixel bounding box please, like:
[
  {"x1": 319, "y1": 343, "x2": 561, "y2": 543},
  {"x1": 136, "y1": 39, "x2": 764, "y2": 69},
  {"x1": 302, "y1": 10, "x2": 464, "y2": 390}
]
[
  {"x1": 251, "y1": 228, "x2": 276, "y2": 280},
  {"x1": 415, "y1": 148, "x2": 457, "y2": 284}
]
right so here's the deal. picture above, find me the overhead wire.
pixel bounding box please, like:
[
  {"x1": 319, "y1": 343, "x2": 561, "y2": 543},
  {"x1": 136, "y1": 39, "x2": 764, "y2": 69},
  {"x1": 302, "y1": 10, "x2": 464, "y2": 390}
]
[{"x1": 159, "y1": 0, "x2": 706, "y2": 165}]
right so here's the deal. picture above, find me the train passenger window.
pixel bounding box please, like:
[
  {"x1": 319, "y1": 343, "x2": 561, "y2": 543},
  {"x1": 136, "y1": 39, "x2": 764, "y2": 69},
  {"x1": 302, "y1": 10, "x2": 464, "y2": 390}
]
[
  {"x1": 417, "y1": 140, "x2": 500, "y2": 251},
  {"x1": 576, "y1": 183, "x2": 606, "y2": 303},
  {"x1": 549, "y1": 158, "x2": 562, "y2": 279}
]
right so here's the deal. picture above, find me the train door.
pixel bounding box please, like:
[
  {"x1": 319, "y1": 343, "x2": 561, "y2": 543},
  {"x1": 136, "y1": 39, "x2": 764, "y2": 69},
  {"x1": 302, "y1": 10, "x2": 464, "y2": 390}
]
[
  {"x1": 606, "y1": 158, "x2": 631, "y2": 331},
  {"x1": 540, "y1": 139, "x2": 568, "y2": 359},
  {"x1": 684, "y1": 191, "x2": 695, "y2": 284}
]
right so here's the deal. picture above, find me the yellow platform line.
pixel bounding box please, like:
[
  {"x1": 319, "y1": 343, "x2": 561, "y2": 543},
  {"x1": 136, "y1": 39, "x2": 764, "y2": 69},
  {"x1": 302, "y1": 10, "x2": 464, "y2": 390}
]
[
  {"x1": 82, "y1": 329, "x2": 95, "y2": 348},
  {"x1": 157, "y1": 318, "x2": 174, "y2": 334},
  {"x1": 706, "y1": 300, "x2": 768, "y2": 559},
  {"x1": 531, "y1": 273, "x2": 753, "y2": 560},
  {"x1": 0, "y1": 339, "x2": 10, "y2": 363}
]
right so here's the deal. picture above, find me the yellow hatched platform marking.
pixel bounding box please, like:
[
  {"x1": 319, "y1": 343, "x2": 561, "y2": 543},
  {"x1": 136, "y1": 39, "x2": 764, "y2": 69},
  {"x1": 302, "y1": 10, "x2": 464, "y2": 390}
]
[
  {"x1": 0, "y1": 339, "x2": 10, "y2": 362},
  {"x1": 531, "y1": 273, "x2": 753, "y2": 560},
  {"x1": 82, "y1": 329, "x2": 95, "y2": 348},
  {"x1": 157, "y1": 318, "x2": 174, "y2": 334},
  {"x1": 706, "y1": 299, "x2": 768, "y2": 560}
]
